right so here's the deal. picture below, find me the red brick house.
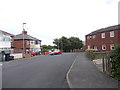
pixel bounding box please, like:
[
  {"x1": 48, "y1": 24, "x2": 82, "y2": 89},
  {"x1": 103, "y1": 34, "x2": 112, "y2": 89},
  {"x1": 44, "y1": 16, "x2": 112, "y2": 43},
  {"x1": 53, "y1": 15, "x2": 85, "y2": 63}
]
[
  {"x1": 11, "y1": 30, "x2": 42, "y2": 54},
  {"x1": 85, "y1": 25, "x2": 120, "y2": 52}
]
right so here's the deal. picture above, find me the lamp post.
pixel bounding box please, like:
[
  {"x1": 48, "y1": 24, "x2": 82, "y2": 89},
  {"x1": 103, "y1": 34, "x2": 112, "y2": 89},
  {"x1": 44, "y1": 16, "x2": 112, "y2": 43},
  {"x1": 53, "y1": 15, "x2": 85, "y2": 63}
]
[
  {"x1": 58, "y1": 40, "x2": 59, "y2": 49},
  {"x1": 23, "y1": 23, "x2": 26, "y2": 55}
]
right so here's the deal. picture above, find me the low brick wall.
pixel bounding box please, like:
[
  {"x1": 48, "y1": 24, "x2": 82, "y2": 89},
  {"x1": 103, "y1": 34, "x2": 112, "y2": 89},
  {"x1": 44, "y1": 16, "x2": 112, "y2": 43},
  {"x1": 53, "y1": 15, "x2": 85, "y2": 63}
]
[
  {"x1": 10, "y1": 53, "x2": 23, "y2": 59},
  {"x1": 23, "y1": 54, "x2": 31, "y2": 58}
]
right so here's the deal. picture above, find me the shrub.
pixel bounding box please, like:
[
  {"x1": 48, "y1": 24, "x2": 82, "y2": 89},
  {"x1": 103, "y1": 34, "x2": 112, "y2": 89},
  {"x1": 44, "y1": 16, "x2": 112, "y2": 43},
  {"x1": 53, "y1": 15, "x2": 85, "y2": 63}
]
[
  {"x1": 110, "y1": 45, "x2": 120, "y2": 80},
  {"x1": 86, "y1": 49, "x2": 97, "y2": 60},
  {"x1": 86, "y1": 49, "x2": 97, "y2": 52}
]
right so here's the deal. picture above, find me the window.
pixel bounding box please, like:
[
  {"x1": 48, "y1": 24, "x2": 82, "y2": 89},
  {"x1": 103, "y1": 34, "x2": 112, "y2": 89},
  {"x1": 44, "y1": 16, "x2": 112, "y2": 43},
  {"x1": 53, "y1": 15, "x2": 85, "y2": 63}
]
[
  {"x1": 89, "y1": 36, "x2": 92, "y2": 38},
  {"x1": 94, "y1": 46, "x2": 98, "y2": 50},
  {"x1": 0, "y1": 37, "x2": 2, "y2": 41},
  {"x1": 3, "y1": 37, "x2": 6, "y2": 41},
  {"x1": 6, "y1": 36, "x2": 11, "y2": 41},
  {"x1": 88, "y1": 45, "x2": 90, "y2": 49},
  {"x1": 110, "y1": 31, "x2": 114, "y2": 37},
  {"x1": 87, "y1": 36, "x2": 90, "y2": 39},
  {"x1": 27, "y1": 41, "x2": 30, "y2": 45},
  {"x1": 35, "y1": 41, "x2": 38, "y2": 44},
  {"x1": 110, "y1": 44, "x2": 115, "y2": 50},
  {"x1": 101, "y1": 33, "x2": 105, "y2": 38},
  {"x1": 1, "y1": 36, "x2": 11, "y2": 42},
  {"x1": 30, "y1": 41, "x2": 34, "y2": 44},
  {"x1": 102, "y1": 45, "x2": 106, "y2": 50},
  {"x1": 92, "y1": 35, "x2": 96, "y2": 39}
]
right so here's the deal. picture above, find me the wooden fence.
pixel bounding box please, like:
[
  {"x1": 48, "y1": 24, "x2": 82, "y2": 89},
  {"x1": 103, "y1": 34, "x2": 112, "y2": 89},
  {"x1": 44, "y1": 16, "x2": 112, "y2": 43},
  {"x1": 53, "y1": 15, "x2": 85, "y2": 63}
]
[{"x1": 86, "y1": 51, "x2": 112, "y2": 76}]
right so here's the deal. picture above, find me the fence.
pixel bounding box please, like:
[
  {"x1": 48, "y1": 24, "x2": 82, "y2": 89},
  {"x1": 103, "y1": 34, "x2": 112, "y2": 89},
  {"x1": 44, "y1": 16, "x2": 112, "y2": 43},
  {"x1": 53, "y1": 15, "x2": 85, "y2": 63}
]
[{"x1": 86, "y1": 51, "x2": 112, "y2": 76}]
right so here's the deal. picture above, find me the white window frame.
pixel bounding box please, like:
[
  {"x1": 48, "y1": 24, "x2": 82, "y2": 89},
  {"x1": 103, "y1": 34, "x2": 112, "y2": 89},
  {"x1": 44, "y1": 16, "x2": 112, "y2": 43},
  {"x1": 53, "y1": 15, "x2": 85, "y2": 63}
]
[
  {"x1": 30, "y1": 41, "x2": 35, "y2": 45},
  {"x1": 87, "y1": 36, "x2": 90, "y2": 39},
  {"x1": 101, "y1": 33, "x2": 105, "y2": 38},
  {"x1": 94, "y1": 46, "x2": 98, "y2": 50},
  {"x1": 102, "y1": 45, "x2": 106, "y2": 50},
  {"x1": 92, "y1": 35, "x2": 96, "y2": 39},
  {"x1": 110, "y1": 44, "x2": 115, "y2": 50},
  {"x1": 110, "y1": 31, "x2": 114, "y2": 37},
  {"x1": 27, "y1": 41, "x2": 30, "y2": 45},
  {"x1": 88, "y1": 45, "x2": 90, "y2": 49}
]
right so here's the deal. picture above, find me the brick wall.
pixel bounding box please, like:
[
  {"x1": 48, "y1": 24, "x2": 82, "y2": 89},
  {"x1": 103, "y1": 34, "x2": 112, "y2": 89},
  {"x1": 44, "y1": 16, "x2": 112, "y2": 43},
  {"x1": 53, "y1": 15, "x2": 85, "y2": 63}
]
[
  {"x1": 12, "y1": 40, "x2": 30, "y2": 52},
  {"x1": 86, "y1": 30, "x2": 120, "y2": 52}
]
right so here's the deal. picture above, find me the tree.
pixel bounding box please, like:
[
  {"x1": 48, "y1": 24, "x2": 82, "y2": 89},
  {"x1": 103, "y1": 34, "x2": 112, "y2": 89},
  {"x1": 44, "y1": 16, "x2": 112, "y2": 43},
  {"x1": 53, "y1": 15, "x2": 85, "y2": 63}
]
[
  {"x1": 53, "y1": 36, "x2": 83, "y2": 52},
  {"x1": 41, "y1": 45, "x2": 56, "y2": 53},
  {"x1": 69, "y1": 37, "x2": 83, "y2": 50}
]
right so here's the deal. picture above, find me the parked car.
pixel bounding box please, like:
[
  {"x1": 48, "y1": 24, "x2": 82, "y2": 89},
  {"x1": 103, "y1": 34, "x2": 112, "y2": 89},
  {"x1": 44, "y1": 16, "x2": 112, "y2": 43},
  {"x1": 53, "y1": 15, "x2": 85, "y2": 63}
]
[
  {"x1": 49, "y1": 49, "x2": 62, "y2": 55},
  {"x1": 30, "y1": 51, "x2": 36, "y2": 56}
]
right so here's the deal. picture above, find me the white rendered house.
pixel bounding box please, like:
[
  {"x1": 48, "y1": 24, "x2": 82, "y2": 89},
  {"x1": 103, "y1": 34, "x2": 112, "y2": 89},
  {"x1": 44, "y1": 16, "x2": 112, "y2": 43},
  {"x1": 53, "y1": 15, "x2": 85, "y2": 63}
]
[{"x1": 0, "y1": 30, "x2": 13, "y2": 52}]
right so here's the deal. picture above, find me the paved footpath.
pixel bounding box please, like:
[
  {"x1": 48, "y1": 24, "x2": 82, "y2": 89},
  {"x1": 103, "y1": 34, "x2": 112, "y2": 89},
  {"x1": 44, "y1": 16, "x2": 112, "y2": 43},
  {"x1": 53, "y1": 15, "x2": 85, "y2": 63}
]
[{"x1": 67, "y1": 53, "x2": 119, "y2": 88}]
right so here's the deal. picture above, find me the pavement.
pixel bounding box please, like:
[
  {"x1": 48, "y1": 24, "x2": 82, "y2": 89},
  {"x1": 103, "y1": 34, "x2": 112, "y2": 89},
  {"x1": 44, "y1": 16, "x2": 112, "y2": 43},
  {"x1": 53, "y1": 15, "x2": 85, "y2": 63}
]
[
  {"x1": 67, "y1": 52, "x2": 119, "y2": 88},
  {"x1": 93, "y1": 59, "x2": 103, "y2": 72}
]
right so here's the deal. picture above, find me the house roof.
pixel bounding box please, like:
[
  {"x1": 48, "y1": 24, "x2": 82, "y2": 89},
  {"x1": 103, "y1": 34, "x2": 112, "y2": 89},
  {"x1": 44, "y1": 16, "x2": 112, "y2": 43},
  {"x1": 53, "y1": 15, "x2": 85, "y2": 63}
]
[
  {"x1": 0, "y1": 30, "x2": 14, "y2": 36},
  {"x1": 87, "y1": 24, "x2": 120, "y2": 35},
  {"x1": 14, "y1": 33, "x2": 41, "y2": 41}
]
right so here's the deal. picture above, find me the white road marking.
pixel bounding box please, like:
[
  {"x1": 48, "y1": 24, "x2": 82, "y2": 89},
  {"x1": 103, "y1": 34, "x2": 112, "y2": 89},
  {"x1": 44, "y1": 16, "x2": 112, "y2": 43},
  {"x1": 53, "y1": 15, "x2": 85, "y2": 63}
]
[{"x1": 66, "y1": 54, "x2": 79, "y2": 88}]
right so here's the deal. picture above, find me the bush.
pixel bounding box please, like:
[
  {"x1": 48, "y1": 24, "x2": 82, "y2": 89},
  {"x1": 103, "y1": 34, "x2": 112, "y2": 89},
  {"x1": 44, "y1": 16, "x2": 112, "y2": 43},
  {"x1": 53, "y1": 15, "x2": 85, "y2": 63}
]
[
  {"x1": 86, "y1": 49, "x2": 96, "y2": 60},
  {"x1": 110, "y1": 45, "x2": 120, "y2": 80},
  {"x1": 86, "y1": 49, "x2": 97, "y2": 52}
]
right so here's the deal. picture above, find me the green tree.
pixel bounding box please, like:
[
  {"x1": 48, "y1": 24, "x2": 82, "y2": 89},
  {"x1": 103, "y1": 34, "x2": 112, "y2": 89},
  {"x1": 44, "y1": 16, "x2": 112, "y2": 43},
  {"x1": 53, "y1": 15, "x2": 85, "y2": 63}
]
[
  {"x1": 53, "y1": 36, "x2": 83, "y2": 52},
  {"x1": 41, "y1": 45, "x2": 56, "y2": 53},
  {"x1": 60, "y1": 36, "x2": 71, "y2": 52},
  {"x1": 69, "y1": 37, "x2": 83, "y2": 50}
]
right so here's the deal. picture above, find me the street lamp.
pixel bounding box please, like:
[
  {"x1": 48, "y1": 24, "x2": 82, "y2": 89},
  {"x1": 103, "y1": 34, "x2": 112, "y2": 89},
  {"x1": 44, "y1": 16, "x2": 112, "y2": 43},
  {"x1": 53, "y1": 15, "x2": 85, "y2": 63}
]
[
  {"x1": 61, "y1": 38, "x2": 63, "y2": 51},
  {"x1": 23, "y1": 23, "x2": 26, "y2": 55}
]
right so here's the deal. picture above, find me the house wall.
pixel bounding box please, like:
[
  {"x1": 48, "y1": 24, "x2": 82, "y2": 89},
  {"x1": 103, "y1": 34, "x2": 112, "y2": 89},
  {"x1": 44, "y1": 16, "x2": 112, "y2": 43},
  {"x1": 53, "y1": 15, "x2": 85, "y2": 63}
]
[
  {"x1": 118, "y1": 30, "x2": 120, "y2": 43},
  {"x1": 30, "y1": 41, "x2": 41, "y2": 52},
  {"x1": 12, "y1": 40, "x2": 30, "y2": 52},
  {"x1": 0, "y1": 42, "x2": 11, "y2": 48},
  {"x1": 86, "y1": 30, "x2": 120, "y2": 52},
  {"x1": 0, "y1": 31, "x2": 12, "y2": 52},
  {"x1": 12, "y1": 40, "x2": 41, "y2": 53}
]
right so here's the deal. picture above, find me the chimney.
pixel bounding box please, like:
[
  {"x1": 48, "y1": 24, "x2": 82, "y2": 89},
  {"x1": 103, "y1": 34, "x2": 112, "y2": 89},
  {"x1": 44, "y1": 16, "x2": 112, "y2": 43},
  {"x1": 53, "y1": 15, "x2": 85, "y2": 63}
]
[{"x1": 22, "y1": 31, "x2": 27, "y2": 34}]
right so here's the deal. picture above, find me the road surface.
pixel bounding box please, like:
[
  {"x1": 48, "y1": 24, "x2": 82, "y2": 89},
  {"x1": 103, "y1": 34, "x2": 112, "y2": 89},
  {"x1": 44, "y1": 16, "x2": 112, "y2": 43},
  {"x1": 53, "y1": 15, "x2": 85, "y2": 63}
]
[{"x1": 2, "y1": 53, "x2": 77, "y2": 88}]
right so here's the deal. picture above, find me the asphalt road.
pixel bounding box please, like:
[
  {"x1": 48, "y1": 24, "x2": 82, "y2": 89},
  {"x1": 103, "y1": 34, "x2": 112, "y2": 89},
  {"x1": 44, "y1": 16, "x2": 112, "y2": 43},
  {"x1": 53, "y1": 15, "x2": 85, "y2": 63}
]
[
  {"x1": 0, "y1": 63, "x2": 2, "y2": 90},
  {"x1": 2, "y1": 53, "x2": 78, "y2": 88}
]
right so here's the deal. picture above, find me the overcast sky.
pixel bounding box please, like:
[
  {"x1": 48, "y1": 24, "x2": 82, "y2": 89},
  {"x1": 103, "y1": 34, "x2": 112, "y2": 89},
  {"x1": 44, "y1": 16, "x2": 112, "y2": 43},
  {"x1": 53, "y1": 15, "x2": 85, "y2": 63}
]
[{"x1": 0, "y1": 0, "x2": 119, "y2": 45}]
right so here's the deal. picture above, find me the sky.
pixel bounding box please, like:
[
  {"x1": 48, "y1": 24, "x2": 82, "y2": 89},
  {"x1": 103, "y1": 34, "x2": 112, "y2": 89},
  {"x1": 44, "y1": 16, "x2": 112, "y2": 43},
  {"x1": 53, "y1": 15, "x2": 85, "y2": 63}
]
[{"x1": 0, "y1": 0, "x2": 119, "y2": 45}]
